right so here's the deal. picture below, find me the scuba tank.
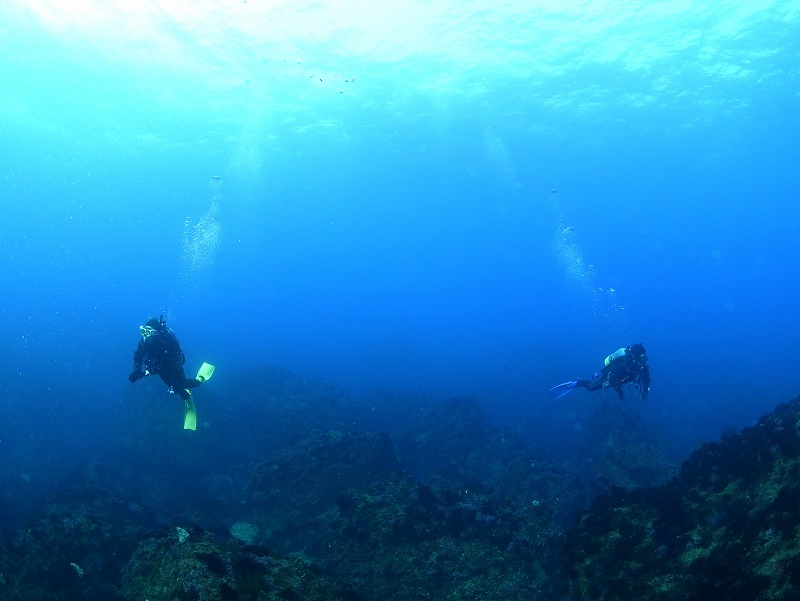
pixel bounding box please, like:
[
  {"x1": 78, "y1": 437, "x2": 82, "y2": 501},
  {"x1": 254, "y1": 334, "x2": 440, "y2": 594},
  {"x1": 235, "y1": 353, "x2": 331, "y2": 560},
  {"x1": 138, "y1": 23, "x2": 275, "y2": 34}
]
[{"x1": 604, "y1": 347, "x2": 627, "y2": 366}]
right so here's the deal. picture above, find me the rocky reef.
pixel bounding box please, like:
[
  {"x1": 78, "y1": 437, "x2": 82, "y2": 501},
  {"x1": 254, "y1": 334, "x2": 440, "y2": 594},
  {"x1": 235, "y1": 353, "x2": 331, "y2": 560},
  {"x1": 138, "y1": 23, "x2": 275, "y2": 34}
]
[
  {"x1": 121, "y1": 529, "x2": 352, "y2": 601},
  {"x1": 10, "y1": 365, "x2": 780, "y2": 601},
  {"x1": 564, "y1": 395, "x2": 800, "y2": 600},
  {"x1": 241, "y1": 427, "x2": 567, "y2": 599},
  {"x1": 0, "y1": 463, "x2": 154, "y2": 600}
]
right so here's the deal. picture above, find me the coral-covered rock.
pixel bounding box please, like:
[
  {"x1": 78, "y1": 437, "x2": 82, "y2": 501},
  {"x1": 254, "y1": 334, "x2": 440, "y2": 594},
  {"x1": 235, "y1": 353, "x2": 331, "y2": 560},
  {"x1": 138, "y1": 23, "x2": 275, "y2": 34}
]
[
  {"x1": 564, "y1": 396, "x2": 800, "y2": 600},
  {"x1": 242, "y1": 424, "x2": 569, "y2": 600},
  {"x1": 249, "y1": 430, "x2": 399, "y2": 514},
  {"x1": 313, "y1": 473, "x2": 559, "y2": 600},
  {"x1": 121, "y1": 530, "x2": 350, "y2": 601},
  {"x1": 245, "y1": 430, "x2": 399, "y2": 550},
  {"x1": 0, "y1": 463, "x2": 155, "y2": 601}
]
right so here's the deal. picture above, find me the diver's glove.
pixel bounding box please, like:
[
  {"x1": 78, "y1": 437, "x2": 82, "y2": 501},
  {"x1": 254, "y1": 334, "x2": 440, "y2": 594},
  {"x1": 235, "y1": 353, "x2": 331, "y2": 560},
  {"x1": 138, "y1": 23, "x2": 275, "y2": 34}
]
[{"x1": 129, "y1": 370, "x2": 143, "y2": 383}]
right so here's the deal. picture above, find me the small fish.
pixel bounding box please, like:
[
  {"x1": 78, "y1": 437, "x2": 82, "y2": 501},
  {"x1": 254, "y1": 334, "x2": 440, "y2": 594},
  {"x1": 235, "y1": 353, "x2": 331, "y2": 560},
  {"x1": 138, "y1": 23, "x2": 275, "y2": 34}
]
[{"x1": 212, "y1": 175, "x2": 221, "y2": 181}]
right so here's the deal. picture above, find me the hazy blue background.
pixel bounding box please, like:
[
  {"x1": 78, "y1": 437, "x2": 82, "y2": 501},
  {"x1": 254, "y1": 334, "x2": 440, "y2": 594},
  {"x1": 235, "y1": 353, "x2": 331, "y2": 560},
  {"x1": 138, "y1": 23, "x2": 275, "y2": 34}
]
[{"x1": 1, "y1": 1, "x2": 798, "y2": 480}]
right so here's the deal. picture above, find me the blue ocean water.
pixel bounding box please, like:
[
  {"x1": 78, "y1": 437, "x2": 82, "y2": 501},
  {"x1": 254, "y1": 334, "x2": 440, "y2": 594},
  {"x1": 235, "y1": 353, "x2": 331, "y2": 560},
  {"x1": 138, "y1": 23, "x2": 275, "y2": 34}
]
[{"x1": 1, "y1": 1, "x2": 798, "y2": 488}]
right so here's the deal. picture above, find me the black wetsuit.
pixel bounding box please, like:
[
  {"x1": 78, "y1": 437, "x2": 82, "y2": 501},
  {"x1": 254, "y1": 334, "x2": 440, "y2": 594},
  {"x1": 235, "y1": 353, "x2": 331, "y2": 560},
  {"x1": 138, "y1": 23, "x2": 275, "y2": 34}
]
[
  {"x1": 577, "y1": 349, "x2": 651, "y2": 400},
  {"x1": 129, "y1": 324, "x2": 200, "y2": 401}
]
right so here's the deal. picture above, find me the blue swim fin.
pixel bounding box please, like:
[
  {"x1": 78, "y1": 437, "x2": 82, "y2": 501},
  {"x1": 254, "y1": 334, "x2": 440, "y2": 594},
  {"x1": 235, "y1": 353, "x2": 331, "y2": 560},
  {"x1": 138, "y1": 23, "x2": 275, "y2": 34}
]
[{"x1": 549, "y1": 380, "x2": 579, "y2": 400}]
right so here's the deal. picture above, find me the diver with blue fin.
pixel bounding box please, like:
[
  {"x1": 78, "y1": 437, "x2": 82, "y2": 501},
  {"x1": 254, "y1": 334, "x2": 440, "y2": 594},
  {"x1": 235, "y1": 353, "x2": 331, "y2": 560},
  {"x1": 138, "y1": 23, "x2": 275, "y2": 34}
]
[
  {"x1": 549, "y1": 343, "x2": 650, "y2": 401},
  {"x1": 128, "y1": 315, "x2": 215, "y2": 430}
]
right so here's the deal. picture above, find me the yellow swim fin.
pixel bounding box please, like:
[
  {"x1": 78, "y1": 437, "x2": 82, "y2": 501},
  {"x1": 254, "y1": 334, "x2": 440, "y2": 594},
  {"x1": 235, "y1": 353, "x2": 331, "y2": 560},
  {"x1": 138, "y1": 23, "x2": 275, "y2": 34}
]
[
  {"x1": 196, "y1": 362, "x2": 215, "y2": 382},
  {"x1": 184, "y1": 393, "x2": 197, "y2": 431}
]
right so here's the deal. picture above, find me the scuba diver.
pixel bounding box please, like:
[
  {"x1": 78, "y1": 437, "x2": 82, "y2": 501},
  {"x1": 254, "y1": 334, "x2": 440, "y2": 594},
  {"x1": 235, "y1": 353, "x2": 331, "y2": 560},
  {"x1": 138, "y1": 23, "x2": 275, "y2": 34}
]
[
  {"x1": 549, "y1": 343, "x2": 651, "y2": 401},
  {"x1": 128, "y1": 315, "x2": 215, "y2": 430}
]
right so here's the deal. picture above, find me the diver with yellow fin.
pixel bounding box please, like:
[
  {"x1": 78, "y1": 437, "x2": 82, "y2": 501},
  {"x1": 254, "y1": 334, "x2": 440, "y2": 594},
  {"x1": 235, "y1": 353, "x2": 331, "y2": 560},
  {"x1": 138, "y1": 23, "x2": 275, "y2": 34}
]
[{"x1": 128, "y1": 315, "x2": 215, "y2": 430}]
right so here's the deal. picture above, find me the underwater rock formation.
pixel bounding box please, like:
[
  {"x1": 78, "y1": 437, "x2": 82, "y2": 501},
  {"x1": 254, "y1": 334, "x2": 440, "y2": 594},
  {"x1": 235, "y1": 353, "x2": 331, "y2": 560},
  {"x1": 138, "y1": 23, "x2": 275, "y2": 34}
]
[
  {"x1": 121, "y1": 529, "x2": 351, "y2": 601},
  {"x1": 564, "y1": 396, "x2": 800, "y2": 600},
  {"x1": 312, "y1": 472, "x2": 561, "y2": 600},
  {"x1": 247, "y1": 430, "x2": 400, "y2": 527},
  {"x1": 240, "y1": 417, "x2": 570, "y2": 600},
  {"x1": 0, "y1": 368, "x2": 692, "y2": 601},
  {"x1": 0, "y1": 463, "x2": 155, "y2": 601}
]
